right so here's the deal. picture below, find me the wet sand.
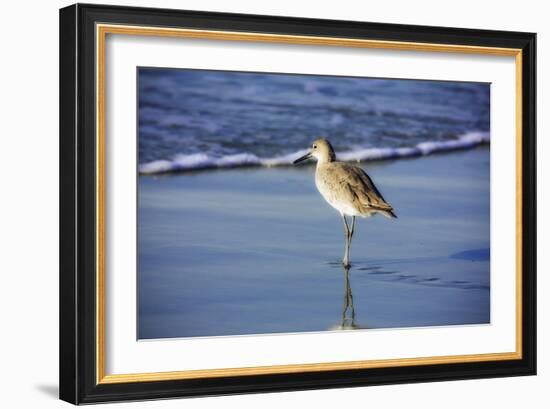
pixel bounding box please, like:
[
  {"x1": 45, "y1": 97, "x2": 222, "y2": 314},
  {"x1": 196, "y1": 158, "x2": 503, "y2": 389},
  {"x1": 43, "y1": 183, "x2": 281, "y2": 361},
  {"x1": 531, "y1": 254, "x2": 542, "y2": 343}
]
[{"x1": 138, "y1": 147, "x2": 490, "y2": 339}]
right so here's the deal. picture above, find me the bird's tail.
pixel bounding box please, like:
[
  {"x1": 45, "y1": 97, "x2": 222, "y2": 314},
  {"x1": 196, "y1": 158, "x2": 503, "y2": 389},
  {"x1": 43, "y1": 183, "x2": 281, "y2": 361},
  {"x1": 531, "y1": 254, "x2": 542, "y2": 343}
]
[
  {"x1": 381, "y1": 209, "x2": 398, "y2": 219},
  {"x1": 357, "y1": 202, "x2": 397, "y2": 219}
]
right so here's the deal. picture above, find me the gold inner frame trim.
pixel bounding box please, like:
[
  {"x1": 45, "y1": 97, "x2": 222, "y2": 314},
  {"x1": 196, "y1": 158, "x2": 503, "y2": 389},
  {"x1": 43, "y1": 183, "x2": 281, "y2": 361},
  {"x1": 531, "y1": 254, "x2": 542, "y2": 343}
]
[{"x1": 95, "y1": 23, "x2": 523, "y2": 385}]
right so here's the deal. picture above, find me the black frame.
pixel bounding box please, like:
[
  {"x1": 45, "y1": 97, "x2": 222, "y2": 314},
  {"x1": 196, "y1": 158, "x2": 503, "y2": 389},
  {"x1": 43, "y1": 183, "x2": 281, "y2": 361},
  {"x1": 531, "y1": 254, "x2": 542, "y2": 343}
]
[{"x1": 60, "y1": 3, "x2": 536, "y2": 404}]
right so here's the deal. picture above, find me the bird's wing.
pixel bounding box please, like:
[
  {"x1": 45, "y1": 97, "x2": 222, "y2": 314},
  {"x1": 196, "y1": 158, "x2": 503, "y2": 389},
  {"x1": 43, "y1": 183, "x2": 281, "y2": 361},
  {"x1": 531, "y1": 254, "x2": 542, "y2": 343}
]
[{"x1": 335, "y1": 163, "x2": 396, "y2": 215}]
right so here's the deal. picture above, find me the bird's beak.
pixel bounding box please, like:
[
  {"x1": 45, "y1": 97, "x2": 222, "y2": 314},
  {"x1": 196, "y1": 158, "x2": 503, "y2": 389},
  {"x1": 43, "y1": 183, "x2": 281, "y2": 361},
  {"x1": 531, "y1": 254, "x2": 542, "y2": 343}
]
[{"x1": 293, "y1": 152, "x2": 312, "y2": 164}]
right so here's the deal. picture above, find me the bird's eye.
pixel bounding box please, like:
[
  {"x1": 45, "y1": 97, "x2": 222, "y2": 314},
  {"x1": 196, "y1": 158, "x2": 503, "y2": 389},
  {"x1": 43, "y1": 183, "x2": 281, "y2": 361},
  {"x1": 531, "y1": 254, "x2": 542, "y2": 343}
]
[{"x1": 313, "y1": 145, "x2": 317, "y2": 149}]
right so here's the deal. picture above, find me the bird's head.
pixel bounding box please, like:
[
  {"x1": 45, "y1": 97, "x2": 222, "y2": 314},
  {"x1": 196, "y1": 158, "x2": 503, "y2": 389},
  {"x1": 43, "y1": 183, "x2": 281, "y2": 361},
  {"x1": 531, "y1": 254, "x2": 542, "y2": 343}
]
[{"x1": 293, "y1": 138, "x2": 336, "y2": 165}]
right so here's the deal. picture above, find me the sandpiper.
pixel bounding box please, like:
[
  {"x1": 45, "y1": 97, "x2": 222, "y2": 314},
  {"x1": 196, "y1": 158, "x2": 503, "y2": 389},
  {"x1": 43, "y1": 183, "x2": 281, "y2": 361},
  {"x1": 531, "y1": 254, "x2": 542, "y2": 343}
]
[{"x1": 294, "y1": 138, "x2": 396, "y2": 267}]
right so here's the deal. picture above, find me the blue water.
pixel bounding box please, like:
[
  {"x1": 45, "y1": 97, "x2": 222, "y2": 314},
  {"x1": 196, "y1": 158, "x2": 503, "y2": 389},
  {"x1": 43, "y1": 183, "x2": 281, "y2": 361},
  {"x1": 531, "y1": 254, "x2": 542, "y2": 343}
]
[
  {"x1": 138, "y1": 68, "x2": 490, "y2": 173},
  {"x1": 137, "y1": 149, "x2": 490, "y2": 339}
]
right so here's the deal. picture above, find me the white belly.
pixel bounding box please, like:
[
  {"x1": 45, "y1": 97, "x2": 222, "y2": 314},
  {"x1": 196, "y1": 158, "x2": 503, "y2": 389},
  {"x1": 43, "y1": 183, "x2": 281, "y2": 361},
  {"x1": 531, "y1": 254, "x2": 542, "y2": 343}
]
[{"x1": 315, "y1": 174, "x2": 363, "y2": 217}]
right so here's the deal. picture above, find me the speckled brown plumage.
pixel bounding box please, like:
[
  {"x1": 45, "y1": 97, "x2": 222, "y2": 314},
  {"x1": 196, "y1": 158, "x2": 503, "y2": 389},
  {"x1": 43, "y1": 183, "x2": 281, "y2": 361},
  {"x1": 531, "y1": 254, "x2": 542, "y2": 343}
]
[{"x1": 316, "y1": 161, "x2": 396, "y2": 218}]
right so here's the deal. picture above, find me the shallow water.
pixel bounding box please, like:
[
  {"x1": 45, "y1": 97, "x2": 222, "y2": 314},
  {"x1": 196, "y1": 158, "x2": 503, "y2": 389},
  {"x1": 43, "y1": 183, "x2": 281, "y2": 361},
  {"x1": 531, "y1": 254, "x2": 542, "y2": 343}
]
[{"x1": 138, "y1": 148, "x2": 490, "y2": 339}]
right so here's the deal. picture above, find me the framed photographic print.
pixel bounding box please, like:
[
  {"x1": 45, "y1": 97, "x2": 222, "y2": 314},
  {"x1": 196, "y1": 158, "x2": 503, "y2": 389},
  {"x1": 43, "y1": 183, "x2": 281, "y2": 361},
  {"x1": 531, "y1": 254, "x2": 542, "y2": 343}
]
[{"x1": 59, "y1": 3, "x2": 536, "y2": 404}]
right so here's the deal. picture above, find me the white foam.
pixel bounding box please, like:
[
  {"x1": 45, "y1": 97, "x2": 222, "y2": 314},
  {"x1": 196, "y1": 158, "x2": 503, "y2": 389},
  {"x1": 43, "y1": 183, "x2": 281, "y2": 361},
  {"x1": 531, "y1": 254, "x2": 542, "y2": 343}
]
[{"x1": 139, "y1": 131, "x2": 489, "y2": 175}]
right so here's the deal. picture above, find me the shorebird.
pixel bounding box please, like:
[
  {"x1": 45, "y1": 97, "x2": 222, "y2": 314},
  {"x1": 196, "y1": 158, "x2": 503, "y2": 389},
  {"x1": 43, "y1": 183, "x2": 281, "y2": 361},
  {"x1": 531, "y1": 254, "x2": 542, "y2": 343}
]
[{"x1": 294, "y1": 138, "x2": 396, "y2": 267}]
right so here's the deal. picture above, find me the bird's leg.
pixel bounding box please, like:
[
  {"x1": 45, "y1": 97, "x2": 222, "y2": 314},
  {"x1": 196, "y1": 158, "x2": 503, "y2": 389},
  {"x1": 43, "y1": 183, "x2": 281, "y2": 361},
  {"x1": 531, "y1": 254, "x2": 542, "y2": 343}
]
[
  {"x1": 341, "y1": 214, "x2": 349, "y2": 265},
  {"x1": 345, "y1": 216, "x2": 356, "y2": 266},
  {"x1": 341, "y1": 214, "x2": 351, "y2": 267}
]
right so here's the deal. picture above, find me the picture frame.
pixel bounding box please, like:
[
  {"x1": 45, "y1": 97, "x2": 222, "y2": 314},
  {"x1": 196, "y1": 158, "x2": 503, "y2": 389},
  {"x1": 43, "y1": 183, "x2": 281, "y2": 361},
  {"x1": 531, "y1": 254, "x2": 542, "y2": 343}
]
[{"x1": 59, "y1": 3, "x2": 536, "y2": 404}]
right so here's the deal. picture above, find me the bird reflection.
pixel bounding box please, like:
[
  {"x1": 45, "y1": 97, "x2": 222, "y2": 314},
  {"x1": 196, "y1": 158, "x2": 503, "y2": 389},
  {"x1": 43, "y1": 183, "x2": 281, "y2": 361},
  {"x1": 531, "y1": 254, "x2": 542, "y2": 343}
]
[{"x1": 329, "y1": 265, "x2": 368, "y2": 330}]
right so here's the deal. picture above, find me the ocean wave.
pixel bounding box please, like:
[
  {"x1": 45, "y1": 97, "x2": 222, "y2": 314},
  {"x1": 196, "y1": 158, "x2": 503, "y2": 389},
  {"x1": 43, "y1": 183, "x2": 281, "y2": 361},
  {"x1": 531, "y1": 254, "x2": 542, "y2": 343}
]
[{"x1": 139, "y1": 131, "x2": 489, "y2": 175}]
